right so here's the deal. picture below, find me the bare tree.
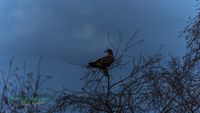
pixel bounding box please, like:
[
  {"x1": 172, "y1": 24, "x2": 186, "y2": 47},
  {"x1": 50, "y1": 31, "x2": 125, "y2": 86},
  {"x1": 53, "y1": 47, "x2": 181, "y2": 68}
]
[
  {"x1": 46, "y1": 31, "x2": 166, "y2": 113},
  {"x1": 0, "y1": 56, "x2": 52, "y2": 113},
  {"x1": 46, "y1": 4, "x2": 200, "y2": 112}
]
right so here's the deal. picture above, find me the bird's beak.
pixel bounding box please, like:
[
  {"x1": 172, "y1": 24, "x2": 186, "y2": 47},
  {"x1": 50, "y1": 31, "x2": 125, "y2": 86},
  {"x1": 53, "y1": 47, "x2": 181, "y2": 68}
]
[{"x1": 105, "y1": 50, "x2": 108, "y2": 53}]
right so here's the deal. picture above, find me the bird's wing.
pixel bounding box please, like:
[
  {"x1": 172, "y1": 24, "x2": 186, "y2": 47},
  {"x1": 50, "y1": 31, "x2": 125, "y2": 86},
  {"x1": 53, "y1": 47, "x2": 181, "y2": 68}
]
[
  {"x1": 94, "y1": 56, "x2": 108, "y2": 67},
  {"x1": 95, "y1": 56, "x2": 114, "y2": 67}
]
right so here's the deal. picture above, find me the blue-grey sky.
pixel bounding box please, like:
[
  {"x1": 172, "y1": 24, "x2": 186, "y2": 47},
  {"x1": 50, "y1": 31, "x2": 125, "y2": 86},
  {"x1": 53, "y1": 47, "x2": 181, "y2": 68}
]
[{"x1": 0, "y1": 0, "x2": 197, "y2": 90}]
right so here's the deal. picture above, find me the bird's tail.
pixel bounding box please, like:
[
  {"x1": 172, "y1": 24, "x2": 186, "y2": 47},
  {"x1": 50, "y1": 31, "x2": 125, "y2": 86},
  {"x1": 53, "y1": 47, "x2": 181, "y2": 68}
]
[{"x1": 87, "y1": 62, "x2": 96, "y2": 68}]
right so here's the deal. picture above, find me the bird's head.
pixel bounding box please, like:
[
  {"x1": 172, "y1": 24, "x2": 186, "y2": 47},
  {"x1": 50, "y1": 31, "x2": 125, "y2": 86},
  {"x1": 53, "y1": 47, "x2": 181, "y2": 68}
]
[{"x1": 105, "y1": 49, "x2": 113, "y2": 55}]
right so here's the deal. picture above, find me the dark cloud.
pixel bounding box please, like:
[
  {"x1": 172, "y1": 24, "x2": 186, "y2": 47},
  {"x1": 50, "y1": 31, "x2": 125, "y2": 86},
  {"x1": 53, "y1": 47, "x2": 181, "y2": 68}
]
[{"x1": 0, "y1": 1, "x2": 194, "y2": 55}]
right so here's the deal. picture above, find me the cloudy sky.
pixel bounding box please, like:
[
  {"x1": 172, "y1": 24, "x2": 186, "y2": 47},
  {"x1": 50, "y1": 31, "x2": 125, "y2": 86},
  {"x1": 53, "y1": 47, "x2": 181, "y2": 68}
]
[{"x1": 0, "y1": 0, "x2": 197, "y2": 90}]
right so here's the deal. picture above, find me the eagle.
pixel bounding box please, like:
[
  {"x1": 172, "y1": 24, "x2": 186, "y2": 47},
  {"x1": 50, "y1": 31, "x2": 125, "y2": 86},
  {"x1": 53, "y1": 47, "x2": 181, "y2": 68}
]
[{"x1": 87, "y1": 49, "x2": 115, "y2": 76}]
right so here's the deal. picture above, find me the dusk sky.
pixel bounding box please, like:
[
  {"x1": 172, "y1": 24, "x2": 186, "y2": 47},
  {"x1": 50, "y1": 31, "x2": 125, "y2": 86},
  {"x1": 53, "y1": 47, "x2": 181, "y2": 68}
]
[{"x1": 0, "y1": 0, "x2": 197, "y2": 91}]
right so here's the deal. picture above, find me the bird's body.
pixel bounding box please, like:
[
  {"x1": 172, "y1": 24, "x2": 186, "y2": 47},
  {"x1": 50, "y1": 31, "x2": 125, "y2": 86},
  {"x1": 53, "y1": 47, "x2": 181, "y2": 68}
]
[{"x1": 87, "y1": 49, "x2": 114, "y2": 76}]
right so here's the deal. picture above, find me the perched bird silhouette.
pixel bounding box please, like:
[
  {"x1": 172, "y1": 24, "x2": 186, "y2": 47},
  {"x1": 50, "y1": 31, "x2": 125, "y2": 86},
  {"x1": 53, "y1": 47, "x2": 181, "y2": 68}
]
[{"x1": 87, "y1": 49, "x2": 115, "y2": 76}]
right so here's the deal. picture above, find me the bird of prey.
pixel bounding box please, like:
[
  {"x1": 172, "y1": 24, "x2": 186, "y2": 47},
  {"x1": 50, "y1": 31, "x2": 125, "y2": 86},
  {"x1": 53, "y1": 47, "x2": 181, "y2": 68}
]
[{"x1": 87, "y1": 49, "x2": 115, "y2": 76}]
